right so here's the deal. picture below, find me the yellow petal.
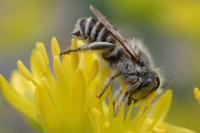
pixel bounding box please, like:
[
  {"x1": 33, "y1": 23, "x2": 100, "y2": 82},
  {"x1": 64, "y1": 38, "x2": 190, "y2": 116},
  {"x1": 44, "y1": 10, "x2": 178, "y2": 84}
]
[
  {"x1": 102, "y1": 101, "x2": 109, "y2": 117},
  {"x1": 30, "y1": 49, "x2": 46, "y2": 77},
  {"x1": 10, "y1": 71, "x2": 35, "y2": 101},
  {"x1": 51, "y1": 37, "x2": 60, "y2": 57},
  {"x1": 89, "y1": 107, "x2": 102, "y2": 133},
  {"x1": 0, "y1": 74, "x2": 38, "y2": 123},
  {"x1": 131, "y1": 103, "x2": 148, "y2": 132},
  {"x1": 17, "y1": 60, "x2": 33, "y2": 81},
  {"x1": 70, "y1": 38, "x2": 80, "y2": 70},
  {"x1": 88, "y1": 59, "x2": 99, "y2": 82},
  {"x1": 36, "y1": 42, "x2": 49, "y2": 66},
  {"x1": 71, "y1": 38, "x2": 79, "y2": 48},
  {"x1": 62, "y1": 54, "x2": 72, "y2": 81},
  {"x1": 35, "y1": 50, "x2": 46, "y2": 74},
  {"x1": 53, "y1": 55, "x2": 62, "y2": 78},
  {"x1": 147, "y1": 90, "x2": 172, "y2": 131},
  {"x1": 161, "y1": 122, "x2": 197, "y2": 133},
  {"x1": 35, "y1": 83, "x2": 62, "y2": 133},
  {"x1": 194, "y1": 87, "x2": 200, "y2": 103},
  {"x1": 68, "y1": 68, "x2": 86, "y2": 124},
  {"x1": 71, "y1": 50, "x2": 79, "y2": 70},
  {"x1": 125, "y1": 103, "x2": 134, "y2": 123},
  {"x1": 80, "y1": 51, "x2": 97, "y2": 77}
]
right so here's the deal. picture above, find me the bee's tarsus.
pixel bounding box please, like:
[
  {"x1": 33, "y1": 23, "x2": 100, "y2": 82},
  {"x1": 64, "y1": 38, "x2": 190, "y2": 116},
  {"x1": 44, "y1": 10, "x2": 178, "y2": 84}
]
[
  {"x1": 60, "y1": 47, "x2": 82, "y2": 56},
  {"x1": 60, "y1": 50, "x2": 70, "y2": 56}
]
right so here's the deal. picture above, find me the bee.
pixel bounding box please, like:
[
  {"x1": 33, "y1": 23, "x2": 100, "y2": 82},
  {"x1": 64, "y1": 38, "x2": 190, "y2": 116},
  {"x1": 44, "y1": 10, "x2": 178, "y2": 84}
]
[{"x1": 60, "y1": 5, "x2": 161, "y2": 116}]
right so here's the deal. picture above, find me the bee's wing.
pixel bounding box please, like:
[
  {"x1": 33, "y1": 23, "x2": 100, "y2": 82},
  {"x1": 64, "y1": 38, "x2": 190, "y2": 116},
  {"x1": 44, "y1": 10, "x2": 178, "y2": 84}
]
[{"x1": 90, "y1": 5, "x2": 138, "y2": 62}]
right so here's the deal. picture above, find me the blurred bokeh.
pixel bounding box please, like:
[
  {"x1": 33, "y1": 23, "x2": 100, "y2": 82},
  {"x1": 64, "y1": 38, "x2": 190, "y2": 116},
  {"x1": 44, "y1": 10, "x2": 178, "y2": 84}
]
[{"x1": 0, "y1": 0, "x2": 200, "y2": 132}]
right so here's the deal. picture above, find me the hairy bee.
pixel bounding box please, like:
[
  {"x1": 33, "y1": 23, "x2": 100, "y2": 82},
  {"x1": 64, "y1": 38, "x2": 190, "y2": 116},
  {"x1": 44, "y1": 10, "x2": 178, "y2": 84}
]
[{"x1": 60, "y1": 5, "x2": 161, "y2": 116}]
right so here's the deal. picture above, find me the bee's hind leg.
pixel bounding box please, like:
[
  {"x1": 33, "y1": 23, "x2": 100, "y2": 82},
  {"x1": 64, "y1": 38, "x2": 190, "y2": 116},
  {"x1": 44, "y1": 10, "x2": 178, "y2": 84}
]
[
  {"x1": 60, "y1": 42, "x2": 115, "y2": 55},
  {"x1": 97, "y1": 72, "x2": 120, "y2": 98}
]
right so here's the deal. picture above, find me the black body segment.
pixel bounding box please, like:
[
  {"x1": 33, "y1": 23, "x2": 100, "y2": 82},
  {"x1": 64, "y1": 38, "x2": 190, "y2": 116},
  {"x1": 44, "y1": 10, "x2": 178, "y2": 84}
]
[{"x1": 72, "y1": 17, "x2": 116, "y2": 43}]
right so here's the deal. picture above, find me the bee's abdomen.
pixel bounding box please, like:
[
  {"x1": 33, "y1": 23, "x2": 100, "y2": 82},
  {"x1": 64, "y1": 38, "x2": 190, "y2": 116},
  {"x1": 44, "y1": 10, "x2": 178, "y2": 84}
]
[{"x1": 72, "y1": 17, "x2": 116, "y2": 43}]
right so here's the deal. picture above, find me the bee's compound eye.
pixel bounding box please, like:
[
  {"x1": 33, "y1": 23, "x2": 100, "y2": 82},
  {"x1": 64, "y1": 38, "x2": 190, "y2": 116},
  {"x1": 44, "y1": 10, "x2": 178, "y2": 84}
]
[
  {"x1": 146, "y1": 80, "x2": 154, "y2": 88},
  {"x1": 140, "y1": 78, "x2": 154, "y2": 88}
]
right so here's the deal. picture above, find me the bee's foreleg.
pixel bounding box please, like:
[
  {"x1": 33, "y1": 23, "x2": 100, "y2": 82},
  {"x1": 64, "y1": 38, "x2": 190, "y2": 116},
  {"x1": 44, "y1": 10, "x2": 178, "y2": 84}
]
[
  {"x1": 97, "y1": 71, "x2": 120, "y2": 98},
  {"x1": 114, "y1": 90, "x2": 128, "y2": 117},
  {"x1": 60, "y1": 42, "x2": 115, "y2": 55}
]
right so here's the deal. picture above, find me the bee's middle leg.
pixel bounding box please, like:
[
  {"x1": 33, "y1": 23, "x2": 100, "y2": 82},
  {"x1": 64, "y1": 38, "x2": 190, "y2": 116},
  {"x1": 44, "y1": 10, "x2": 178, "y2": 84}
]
[
  {"x1": 97, "y1": 72, "x2": 120, "y2": 98},
  {"x1": 114, "y1": 83, "x2": 138, "y2": 116},
  {"x1": 60, "y1": 42, "x2": 115, "y2": 55},
  {"x1": 114, "y1": 90, "x2": 128, "y2": 117}
]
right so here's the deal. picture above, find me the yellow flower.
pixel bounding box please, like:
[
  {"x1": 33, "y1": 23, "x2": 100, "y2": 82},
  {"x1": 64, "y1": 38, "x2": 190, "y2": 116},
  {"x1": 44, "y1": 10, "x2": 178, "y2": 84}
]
[
  {"x1": 90, "y1": 90, "x2": 196, "y2": 133},
  {"x1": 194, "y1": 87, "x2": 200, "y2": 103},
  {"x1": 0, "y1": 38, "x2": 196, "y2": 133}
]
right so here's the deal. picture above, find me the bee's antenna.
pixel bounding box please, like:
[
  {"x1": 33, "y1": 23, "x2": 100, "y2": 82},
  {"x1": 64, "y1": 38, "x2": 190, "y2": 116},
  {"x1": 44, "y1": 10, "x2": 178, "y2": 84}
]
[{"x1": 161, "y1": 74, "x2": 176, "y2": 88}]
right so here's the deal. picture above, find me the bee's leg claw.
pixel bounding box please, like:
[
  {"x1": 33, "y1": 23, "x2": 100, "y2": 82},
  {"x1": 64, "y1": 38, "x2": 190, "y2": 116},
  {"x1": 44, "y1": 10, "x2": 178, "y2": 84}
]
[
  {"x1": 133, "y1": 99, "x2": 138, "y2": 104},
  {"x1": 97, "y1": 81, "x2": 112, "y2": 99},
  {"x1": 127, "y1": 96, "x2": 133, "y2": 106},
  {"x1": 97, "y1": 93, "x2": 103, "y2": 99}
]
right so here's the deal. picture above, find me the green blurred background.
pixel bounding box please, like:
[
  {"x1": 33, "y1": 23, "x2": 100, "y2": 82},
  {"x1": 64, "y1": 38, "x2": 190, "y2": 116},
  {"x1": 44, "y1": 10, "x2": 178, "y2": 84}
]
[{"x1": 0, "y1": 0, "x2": 200, "y2": 132}]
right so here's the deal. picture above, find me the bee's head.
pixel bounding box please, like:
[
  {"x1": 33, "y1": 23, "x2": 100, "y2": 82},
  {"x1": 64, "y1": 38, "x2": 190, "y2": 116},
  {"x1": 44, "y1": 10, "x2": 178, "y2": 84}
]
[{"x1": 128, "y1": 71, "x2": 160, "y2": 101}]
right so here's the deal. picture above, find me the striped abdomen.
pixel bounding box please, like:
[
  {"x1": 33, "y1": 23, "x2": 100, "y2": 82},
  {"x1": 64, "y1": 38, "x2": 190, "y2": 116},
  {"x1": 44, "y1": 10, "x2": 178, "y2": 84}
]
[{"x1": 72, "y1": 17, "x2": 116, "y2": 43}]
